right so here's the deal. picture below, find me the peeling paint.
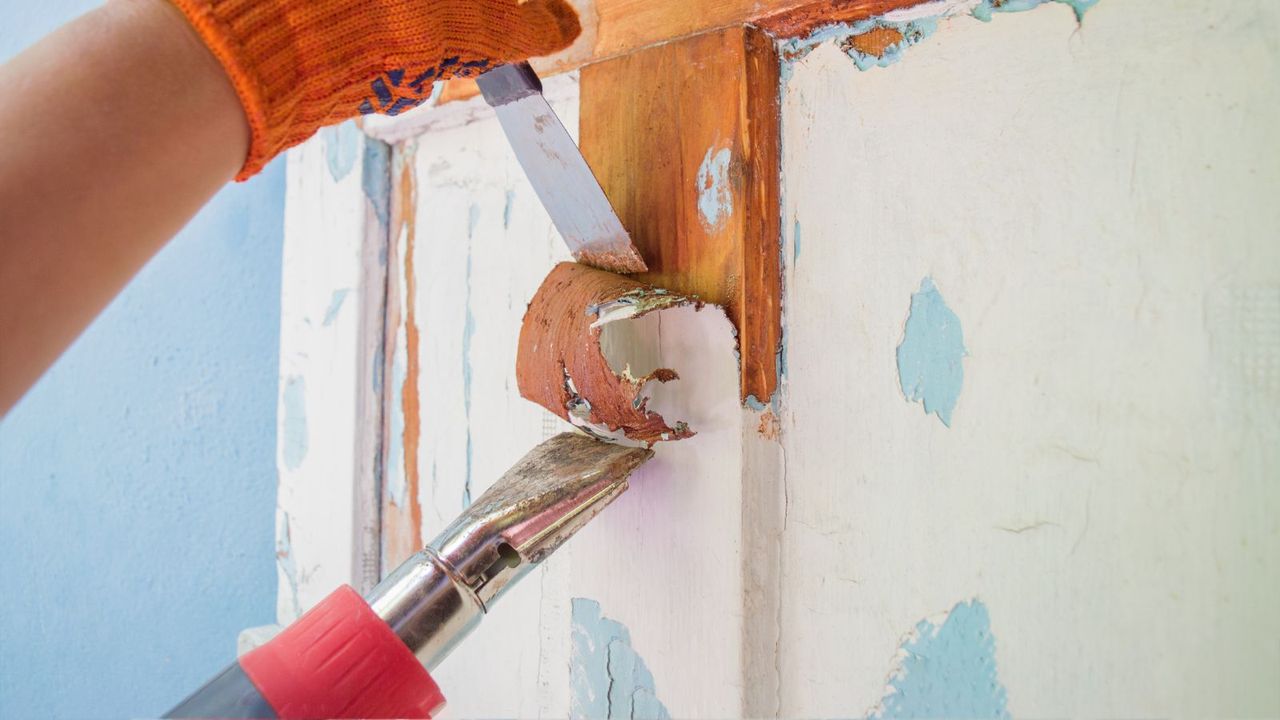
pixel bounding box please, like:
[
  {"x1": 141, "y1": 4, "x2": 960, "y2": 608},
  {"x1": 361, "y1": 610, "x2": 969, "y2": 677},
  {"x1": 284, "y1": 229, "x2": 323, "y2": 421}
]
[
  {"x1": 362, "y1": 138, "x2": 392, "y2": 228},
  {"x1": 792, "y1": 219, "x2": 802, "y2": 262},
  {"x1": 503, "y1": 189, "x2": 516, "y2": 230},
  {"x1": 973, "y1": 0, "x2": 1098, "y2": 22},
  {"x1": 321, "y1": 288, "x2": 350, "y2": 327},
  {"x1": 462, "y1": 204, "x2": 479, "y2": 507},
  {"x1": 274, "y1": 509, "x2": 302, "y2": 618},
  {"x1": 780, "y1": 16, "x2": 939, "y2": 71},
  {"x1": 281, "y1": 375, "x2": 308, "y2": 470},
  {"x1": 321, "y1": 120, "x2": 360, "y2": 182},
  {"x1": 396, "y1": 153, "x2": 424, "y2": 549},
  {"x1": 696, "y1": 146, "x2": 734, "y2": 232},
  {"x1": 571, "y1": 598, "x2": 671, "y2": 720},
  {"x1": 896, "y1": 277, "x2": 965, "y2": 427},
  {"x1": 517, "y1": 263, "x2": 699, "y2": 445},
  {"x1": 778, "y1": 0, "x2": 1099, "y2": 80},
  {"x1": 869, "y1": 600, "x2": 1009, "y2": 719}
]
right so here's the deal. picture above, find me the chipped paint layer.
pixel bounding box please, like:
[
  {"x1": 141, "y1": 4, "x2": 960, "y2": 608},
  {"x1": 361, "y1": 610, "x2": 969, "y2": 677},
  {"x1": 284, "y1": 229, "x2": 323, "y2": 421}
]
[
  {"x1": 362, "y1": 138, "x2": 392, "y2": 228},
  {"x1": 571, "y1": 598, "x2": 671, "y2": 720},
  {"x1": 321, "y1": 120, "x2": 360, "y2": 182},
  {"x1": 462, "y1": 204, "x2": 479, "y2": 507},
  {"x1": 973, "y1": 0, "x2": 1098, "y2": 22},
  {"x1": 281, "y1": 375, "x2": 308, "y2": 470},
  {"x1": 778, "y1": 0, "x2": 1100, "y2": 76},
  {"x1": 321, "y1": 288, "x2": 350, "y2": 327},
  {"x1": 896, "y1": 277, "x2": 965, "y2": 427},
  {"x1": 696, "y1": 147, "x2": 734, "y2": 231},
  {"x1": 869, "y1": 600, "x2": 1009, "y2": 719},
  {"x1": 397, "y1": 155, "x2": 424, "y2": 548},
  {"x1": 274, "y1": 509, "x2": 301, "y2": 618},
  {"x1": 780, "y1": 16, "x2": 939, "y2": 70},
  {"x1": 517, "y1": 263, "x2": 700, "y2": 445}
]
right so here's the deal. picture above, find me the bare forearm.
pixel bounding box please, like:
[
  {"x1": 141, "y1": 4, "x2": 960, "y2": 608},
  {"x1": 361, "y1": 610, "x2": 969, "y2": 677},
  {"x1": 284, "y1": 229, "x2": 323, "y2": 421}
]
[{"x1": 0, "y1": 0, "x2": 249, "y2": 414}]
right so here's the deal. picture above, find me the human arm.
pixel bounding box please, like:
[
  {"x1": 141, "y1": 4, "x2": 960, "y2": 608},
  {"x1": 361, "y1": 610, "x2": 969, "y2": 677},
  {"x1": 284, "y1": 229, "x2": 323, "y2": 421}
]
[{"x1": 0, "y1": 0, "x2": 579, "y2": 415}]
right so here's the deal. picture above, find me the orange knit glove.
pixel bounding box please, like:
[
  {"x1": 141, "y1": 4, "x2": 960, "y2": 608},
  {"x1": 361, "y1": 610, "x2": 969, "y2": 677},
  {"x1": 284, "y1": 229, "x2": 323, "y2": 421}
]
[{"x1": 169, "y1": 0, "x2": 581, "y2": 180}]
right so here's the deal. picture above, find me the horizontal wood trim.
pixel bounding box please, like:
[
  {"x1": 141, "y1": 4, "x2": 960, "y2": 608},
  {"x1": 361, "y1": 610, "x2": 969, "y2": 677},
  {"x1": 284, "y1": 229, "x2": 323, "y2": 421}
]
[{"x1": 435, "y1": 0, "x2": 923, "y2": 102}]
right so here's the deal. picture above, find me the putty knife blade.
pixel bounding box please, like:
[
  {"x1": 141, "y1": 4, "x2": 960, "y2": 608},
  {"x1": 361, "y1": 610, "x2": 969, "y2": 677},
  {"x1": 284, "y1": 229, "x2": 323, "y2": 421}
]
[{"x1": 477, "y1": 63, "x2": 647, "y2": 274}]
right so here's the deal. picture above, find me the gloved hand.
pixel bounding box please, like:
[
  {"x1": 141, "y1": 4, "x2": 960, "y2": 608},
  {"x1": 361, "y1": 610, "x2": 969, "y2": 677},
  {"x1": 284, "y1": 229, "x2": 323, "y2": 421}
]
[{"x1": 169, "y1": 0, "x2": 581, "y2": 179}]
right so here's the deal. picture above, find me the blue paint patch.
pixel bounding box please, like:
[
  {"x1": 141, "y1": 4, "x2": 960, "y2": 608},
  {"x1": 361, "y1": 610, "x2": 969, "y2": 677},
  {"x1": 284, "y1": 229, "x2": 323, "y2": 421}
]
[
  {"x1": 779, "y1": 16, "x2": 939, "y2": 75},
  {"x1": 696, "y1": 147, "x2": 734, "y2": 232},
  {"x1": 281, "y1": 376, "x2": 308, "y2": 470},
  {"x1": 896, "y1": 277, "x2": 965, "y2": 427},
  {"x1": 870, "y1": 600, "x2": 1009, "y2": 720},
  {"x1": 320, "y1": 121, "x2": 360, "y2": 182},
  {"x1": 503, "y1": 189, "x2": 516, "y2": 229},
  {"x1": 462, "y1": 204, "x2": 480, "y2": 508},
  {"x1": 973, "y1": 0, "x2": 1099, "y2": 22},
  {"x1": 321, "y1": 288, "x2": 351, "y2": 327},
  {"x1": 792, "y1": 218, "x2": 802, "y2": 262},
  {"x1": 362, "y1": 138, "x2": 393, "y2": 228},
  {"x1": 571, "y1": 598, "x2": 671, "y2": 720},
  {"x1": 745, "y1": 394, "x2": 770, "y2": 412}
]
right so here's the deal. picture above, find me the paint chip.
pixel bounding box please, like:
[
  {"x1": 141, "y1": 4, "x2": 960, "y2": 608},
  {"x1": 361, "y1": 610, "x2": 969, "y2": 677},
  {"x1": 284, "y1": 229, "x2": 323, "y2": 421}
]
[
  {"x1": 896, "y1": 277, "x2": 966, "y2": 427},
  {"x1": 281, "y1": 375, "x2": 308, "y2": 470},
  {"x1": 571, "y1": 598, "x2": 671, "y2": 720},
  {"x1": 869, "y1": 600, "x2": 1009, "y2": 719},
  {"x1": 321, "y1": 121, "x2": 360, "y2": 182},
  {"x1": 517, "y1": 263, "x2": 700, "y2": 445},
  {"x1": 696, "y1": 147, "x2": 734, "y2": 232}
]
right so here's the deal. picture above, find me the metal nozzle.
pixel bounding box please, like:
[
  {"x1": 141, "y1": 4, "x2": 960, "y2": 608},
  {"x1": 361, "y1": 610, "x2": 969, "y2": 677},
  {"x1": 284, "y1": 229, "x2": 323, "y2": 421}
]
[{"x1": 366, "y1": 433, "x2": 652, "y2": 669}]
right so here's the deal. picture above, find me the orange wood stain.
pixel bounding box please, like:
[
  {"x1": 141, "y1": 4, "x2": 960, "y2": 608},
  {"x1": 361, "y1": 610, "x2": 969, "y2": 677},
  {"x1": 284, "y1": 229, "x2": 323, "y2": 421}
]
[
  {"x1": 580, "y1": 26, "x2": 781, "y2": 403},
  {"x1": 843, "y1": 24, "x2": 905, "y2": 56},
  {"x1": 382, "y1": 147, "x2": 425, "y2": 570}
]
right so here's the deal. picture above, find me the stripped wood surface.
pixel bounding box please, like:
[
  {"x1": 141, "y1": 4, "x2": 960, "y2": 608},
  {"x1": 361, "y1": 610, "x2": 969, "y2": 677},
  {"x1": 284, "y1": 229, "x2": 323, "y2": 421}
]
[{"x1": 581, "y1": 26, "x2": 782, "y2": 404}]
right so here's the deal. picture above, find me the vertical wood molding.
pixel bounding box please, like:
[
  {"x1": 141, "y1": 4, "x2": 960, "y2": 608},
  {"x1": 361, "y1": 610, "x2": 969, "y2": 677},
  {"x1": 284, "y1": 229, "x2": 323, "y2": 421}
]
[{"x1": 581, "y1": 26, "x2": 782, "y2": 404}]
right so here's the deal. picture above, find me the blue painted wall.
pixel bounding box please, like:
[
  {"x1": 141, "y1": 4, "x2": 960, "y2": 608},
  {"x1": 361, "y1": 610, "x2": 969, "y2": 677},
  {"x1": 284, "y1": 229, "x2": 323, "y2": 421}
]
[{"x1": 0, "y1": 2, "x2": 284, "y2": 716}]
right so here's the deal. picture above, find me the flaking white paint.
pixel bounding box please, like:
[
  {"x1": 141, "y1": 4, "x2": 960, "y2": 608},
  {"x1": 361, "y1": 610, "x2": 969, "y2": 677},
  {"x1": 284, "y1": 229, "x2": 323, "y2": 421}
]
[{"x1": 779, "y1": 2, "x2": 1280, "y2": 716}]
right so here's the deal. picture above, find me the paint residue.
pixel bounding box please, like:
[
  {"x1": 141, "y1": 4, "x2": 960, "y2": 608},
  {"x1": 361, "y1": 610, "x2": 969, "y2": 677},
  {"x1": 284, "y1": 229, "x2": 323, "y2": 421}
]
[
  {"x1": 281, "y1": 375, "x2": 308, "y2": 470},
  {"x1": 779, "y1": 17, "x2": 940, "y2": 71},
  {"x1": 696, "y1": 147, "x2": 734, "y2": 232},
  {"x1": 778, "y1": 0, "x2": 1099, "y2": 79},
  {"x1": 462, "y1": 204, "x2": 480, "y2": 507},
  {"x1": 397, "y1": 155, "x2": 423, "y2": 549},
  {"x1": 275, "y1": 509, "x2": 302, "y2": 618},
  {"x1": 896, "y1": 277, "x2": 965, "y2": 427},
  {"x1": 792, "y1": 219, "x2": 802, "y2": 262},
  {"x1": 321, "y1": 121, "x2": 360, "y2": 182},
  {"x1": 869, "y1": 600, "x2": 1009, "y2": 719},
  {"x1": 571, "y1": 598, "x2": 671, "y2": 720},
  {"x1": 973, "y1": 0, "x2": 1098, "y2": 22},
  {"x1": 321, "y1": 288, "x2": 350, "y2": 327},
  {"x1": 362, "y1": 139, "x2": 393, "y2": 228}
]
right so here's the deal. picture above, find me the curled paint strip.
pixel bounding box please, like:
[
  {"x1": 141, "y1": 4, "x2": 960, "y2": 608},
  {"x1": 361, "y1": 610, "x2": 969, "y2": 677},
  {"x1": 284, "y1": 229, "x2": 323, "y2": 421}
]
[{"x1": 517, "y1": 262, "x2": 701, "y2": 445}]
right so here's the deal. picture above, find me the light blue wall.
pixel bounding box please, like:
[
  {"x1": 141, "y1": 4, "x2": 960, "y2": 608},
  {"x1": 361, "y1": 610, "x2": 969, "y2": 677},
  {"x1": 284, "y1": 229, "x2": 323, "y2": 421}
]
[{"x1": 0, "y1": 2, "x2": 284, "y2": 716}]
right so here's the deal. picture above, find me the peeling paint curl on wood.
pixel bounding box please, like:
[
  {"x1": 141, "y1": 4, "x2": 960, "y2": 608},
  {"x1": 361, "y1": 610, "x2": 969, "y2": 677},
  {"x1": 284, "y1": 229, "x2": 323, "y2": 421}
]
[{"x1": 517, "y1": 262, "x2": 702, "y2": 446}]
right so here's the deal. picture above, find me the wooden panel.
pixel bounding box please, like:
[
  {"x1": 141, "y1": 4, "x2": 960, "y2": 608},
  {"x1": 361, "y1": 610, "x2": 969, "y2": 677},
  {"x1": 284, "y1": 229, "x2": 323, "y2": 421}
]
[{"x1": 580, "y1": 26, "x2": 782, "y2": 403}]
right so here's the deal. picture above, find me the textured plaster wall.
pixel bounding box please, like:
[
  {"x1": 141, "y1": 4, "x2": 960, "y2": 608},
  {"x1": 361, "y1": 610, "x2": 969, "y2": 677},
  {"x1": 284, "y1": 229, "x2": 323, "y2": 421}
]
[{"x1": 0, "y1": 1, "x2": 285, "y2": 716}]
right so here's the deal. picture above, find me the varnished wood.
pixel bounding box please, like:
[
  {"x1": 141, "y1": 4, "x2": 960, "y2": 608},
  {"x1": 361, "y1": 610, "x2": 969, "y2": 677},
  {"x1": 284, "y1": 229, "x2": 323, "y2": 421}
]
[{"x1": 580, "y1": 26, "x2": 781, "y2": 404}]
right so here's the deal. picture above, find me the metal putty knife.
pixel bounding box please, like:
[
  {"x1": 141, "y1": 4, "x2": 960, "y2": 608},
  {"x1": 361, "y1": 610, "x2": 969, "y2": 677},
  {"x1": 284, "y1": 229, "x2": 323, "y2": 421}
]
[{"x1": 476, "y1": 63, "x2": 647, "y2": 274}]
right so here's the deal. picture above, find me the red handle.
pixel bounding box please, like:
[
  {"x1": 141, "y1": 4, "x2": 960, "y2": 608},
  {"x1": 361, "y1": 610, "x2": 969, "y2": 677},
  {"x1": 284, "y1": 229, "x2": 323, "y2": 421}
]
[{"x1": 239, "y1": 585, "x2": 446, "y2": 719}]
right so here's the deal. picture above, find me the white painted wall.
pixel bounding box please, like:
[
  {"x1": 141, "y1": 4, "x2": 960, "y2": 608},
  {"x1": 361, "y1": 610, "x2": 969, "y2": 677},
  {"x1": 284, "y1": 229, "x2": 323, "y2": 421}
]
[{"x1": 779, "y1": 1, "x2": 1279, "y2": 716}]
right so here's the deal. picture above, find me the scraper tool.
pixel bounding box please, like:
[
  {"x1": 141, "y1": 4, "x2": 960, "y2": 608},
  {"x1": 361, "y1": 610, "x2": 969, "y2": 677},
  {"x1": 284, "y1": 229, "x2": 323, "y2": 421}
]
[{"x1": 476, "y1": 62, "x2": 647, "y2": 274}]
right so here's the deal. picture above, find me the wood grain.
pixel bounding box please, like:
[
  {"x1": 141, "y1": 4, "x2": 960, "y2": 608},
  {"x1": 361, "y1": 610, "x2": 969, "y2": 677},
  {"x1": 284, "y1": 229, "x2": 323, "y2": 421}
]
[{"x1": 580, "y1": 26, "x2": 781, "y2": 403}]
